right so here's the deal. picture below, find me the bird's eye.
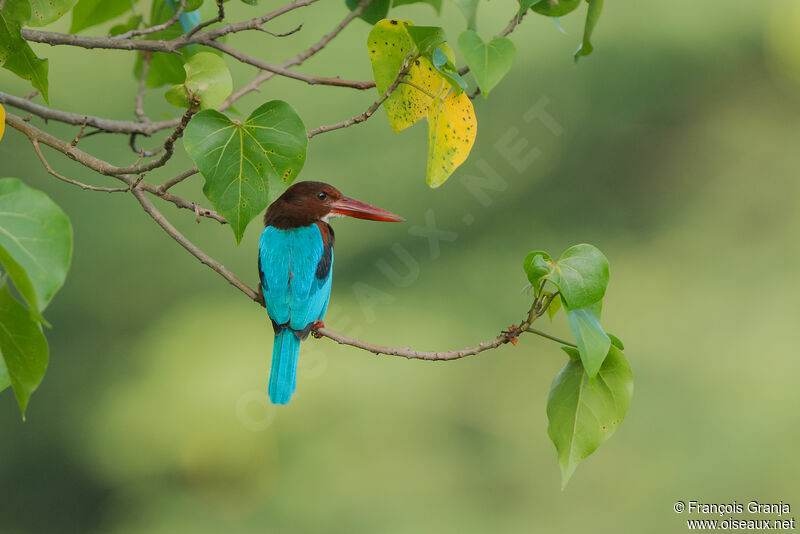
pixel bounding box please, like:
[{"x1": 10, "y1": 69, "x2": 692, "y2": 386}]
[{"x1": 317, "y1": 192, "x2": 327, "y2": 200}]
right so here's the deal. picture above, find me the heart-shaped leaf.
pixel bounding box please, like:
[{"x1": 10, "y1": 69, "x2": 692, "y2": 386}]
[
  {"x1": 0, "y1": 283, "x2": 49, "y2": 418},
  {"x1": 542, "y1": 243, "x2": 609, "y2": 310},
  {"x1": 183, "y1": 101, "x2": 308, "y2": 243},
  {"x1": 426, "y1": 89, "x2": 476, "y2": 187},
  {"x1": 457, "y1": 30, "x2": 516, "y2": 98},
  {"x1": 346, "y1": 0, "x2": 390, "y2": 24},
  {"x1": 165, "y1": 52, "x2": 232, "y2": 110},
  {"x1": 547, "y1": 345, "x2": 632, "y2": 488},
  {"x1": 28, "y1": 0, "x2": 78, "y2": 26},
  {"x1": 532, "y1": 0, "x2": 581, "y2": 17},
  {"x1": 0, "y1": 178, "x2": 73, "y2": 321},
  {"x1": 368, "y1": 19, "x2": 450, "y2": 132},
  {"x1": 574, "y1": 0, "x2": 603, "y2": 61},
  {"x1": 566, "y1": 307, "x2": 611, "y2": 380}
]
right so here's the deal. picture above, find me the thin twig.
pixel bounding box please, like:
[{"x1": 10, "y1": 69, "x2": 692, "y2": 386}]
[
  {"x1": 20, "y1": 0, "x2": 322, "y2": 52},
  {"x1": 32, "y1": 140, "x2": 129, "y2": 193},
  {"x1": 129, "y1": 133, "x2": 164, "y2": 158},
  {"x1": 131, "y1": 187, "x2": 252, "y2": 295},
  {"x1": 184, "y1": 0, "x2": 224, "y2": 39},
  {"x1": 0, "y1": 91, "x2": 179, "y2": 135},
  {"x1": 315, "y1": 327, "x2": 513, "y2": 361},
  {"x1": 526, "y1": 328, "x2": 577, "y2": 348},
  {"x1": 206, "y1": 41, "x2": 374, "y2": 90},
  {"x1": 134, "y1": 52, "x2": 153, "y2": 124},
  {"x1": 112, "y1": 0, "x2": 186, "y2": 40},
  {"x1": 307, "y1": 55, "x2": 416, "y2": 138},
  {"x1": 222, "y1": 0, "x2": 376, "y2": 109},
  {"x1": 159, "y1": 167, "x2": 199, "y2": 191},
  {"x1": 257, "y1": 23, "x2": 303, "y2": 38}
]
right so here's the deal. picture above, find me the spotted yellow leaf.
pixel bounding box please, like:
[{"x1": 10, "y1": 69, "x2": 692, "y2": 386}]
[
  {"x1": 368, "y1": 19, "x2": 451, "y2": 132},
  {"x1": 426, "y1": 90, "x2": 476, "y2": 187}
]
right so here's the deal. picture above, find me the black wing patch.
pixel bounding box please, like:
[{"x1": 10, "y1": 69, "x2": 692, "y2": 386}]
[
  {"x1": 258, "y1": 253, "x2": 267, "y2": 291},
  {"x1": 314, "y1": 222, "x2": 335, "y2": 280}
]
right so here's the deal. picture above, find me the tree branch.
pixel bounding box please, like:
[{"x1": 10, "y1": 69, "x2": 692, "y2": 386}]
[
  {"x1": 0, "y1": 91, "x2": 179, "y2": 135},
  {"x1": 112, "y1": 0, "x2": 186, "y2": 40},
  {"x1": 206, "y1": 40, "x2": 374, "y2": 90},
  {"x1": 307, "y1": 55, "x2": 415, "y2": 138},
  {"x1": 31, "y1": 140, "x2": 129, "y2": 193},
  {"x1": 20, "y1": 0, "x2": 322, "y2": 52},
  {"x1": 221, "y1": 0, "x2": 376, "y2": 109}
]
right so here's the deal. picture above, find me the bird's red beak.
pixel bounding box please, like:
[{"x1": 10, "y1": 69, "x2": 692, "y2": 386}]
[{"x1": 329, "y1": 197, "x2": 405, "y2": 222}]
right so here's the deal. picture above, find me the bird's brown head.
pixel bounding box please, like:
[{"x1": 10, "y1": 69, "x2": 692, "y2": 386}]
[{"x1": 264, "y1": 181, "x2": 404, "y2": 229}]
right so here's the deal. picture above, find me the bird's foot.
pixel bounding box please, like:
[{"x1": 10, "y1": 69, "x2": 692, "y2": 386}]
[
  {"x1": 311, "y1": 320, "x2": 326, "y2": 339},
  {"x1": 502, "y1": 324, "x2": 520, "y2": 346}
]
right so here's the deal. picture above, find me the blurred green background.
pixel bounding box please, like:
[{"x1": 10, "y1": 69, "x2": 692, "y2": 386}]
[{"x1": 2, "y1": 0, "x2": 800, "y2": 532}]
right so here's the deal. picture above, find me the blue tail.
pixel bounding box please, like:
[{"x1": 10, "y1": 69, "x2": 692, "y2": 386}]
[{"x1": 268, "y1": 329, "x2": 300, "y2": 405}]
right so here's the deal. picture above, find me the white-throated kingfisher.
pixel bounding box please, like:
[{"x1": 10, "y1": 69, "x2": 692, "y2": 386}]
[{"x1": 258, "y1": 181, "x2": 404, "y2": 404}]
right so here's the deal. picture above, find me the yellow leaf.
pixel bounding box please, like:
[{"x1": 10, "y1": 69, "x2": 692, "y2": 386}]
[
  {"x1": 368, "y1": 19, "x2": 449, "y2": 132},
  {"x1": 426, "y1": 90, "x2": 477, "y2": 187},
  {"x1": 0, "y1": 103, "x2": 5, "y2": 142}
]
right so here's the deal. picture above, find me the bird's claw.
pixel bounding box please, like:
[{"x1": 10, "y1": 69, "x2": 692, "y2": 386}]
[
  {"x1": 502, "y1": 324, "x2": 520, "y2": 346},
  {"x1": 311, "y1": 320, "x2": 326, "y2": 338}
]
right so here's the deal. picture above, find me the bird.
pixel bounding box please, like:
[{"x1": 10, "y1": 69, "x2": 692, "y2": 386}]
[{"x1": 258, "y1": 181, "x2": 404, "y2": 404}]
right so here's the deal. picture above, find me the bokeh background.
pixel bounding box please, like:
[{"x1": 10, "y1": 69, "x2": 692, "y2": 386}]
[{"x1": 2, "y1": 0, "x2": 799, "y2": 532}]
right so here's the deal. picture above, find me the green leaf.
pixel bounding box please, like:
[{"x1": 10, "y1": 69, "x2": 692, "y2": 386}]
[
  {"x1": 185, "y1": 0, "x2": 204, "y2": 9},
  {"x1": 0, "y1": 283, "x2": 49, "y2": 418},
  {"x1": 132, "y1": 0, "x2": 210, "y2": 88},
  {"x1": 547, "y1": 345, "x2": 632, "y2": 488},
  {"x1": 0, "y1": 178, "x2": 72, "y2": 320},
  {"x1": 532, "y1": 0, "x2": 581, "y2": 17},
  {"x1": 406, "y1": 25, "x2": 445, "y2": 57},
  {"x1": 1, "y1": 0, "x2": 31, "y2": 23},
  {"x1": 566, "y1": 307, "x2": 610, "y2": 380},
  {"x1": 27, "y1": 0, "x2": 78, "y2": 26},
  {"x1": 523, "y1": 250, "x2": 552, "y2": 291},
  {"x1": 518, "y1": 0, "x2": 544, "y2": 17},
  {"x1": 457, "y1": 29, "x2": 515, "y2": 98},
  {"x1": 426, "y1": 88, "x2": 476, "y2": 187},
  {"x1": 607, "y1": 333, "x2": 624, "y2": 351},
  {"x1": 70, "y1": 0, "x2": 138, "y2": 33},
  {"x1": 183, "y1": 101, "x2": 308, "y2": 243},
  {"x1": 393, "y1": 0, "x2": 441, "y2": 13},
  {"x1": 109, "y1": 14, "x2": 142, "y2": 35},
  {"x1": 543, "y1": 243, "x2": 609, "y2": 310},
  {"x1": 165, "y1": 52, "x2": 232, "y2": 110},
  {"x1": 0, "y1": 356, "x2": 9, "y2": 392},
  {"x1": 432, "y1": 46, "x2": 466, "y2": 93},
  {"x1": 574, "y1": 0, "x2": 603, "y2": 61},
  {"x1": 0, "y1": 14, "x2": 49, "y2": 102},
  {"x1": 451, "y1": 0, "x2": 478, "y2": 30},
  {"x1": 346, "y1": 0, "x2": 391, "y2": 24},
  {"x1": 240, "y1": 0, "x2": 258, "y2": 4},
  {"x1": 545, "y1": 292, "x2": 562, "y2": 320}
]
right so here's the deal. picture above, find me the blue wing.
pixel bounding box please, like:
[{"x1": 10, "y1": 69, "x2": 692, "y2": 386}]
[{"x1": 258, "y1": 224, "x2": 333, "y2": 333}]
